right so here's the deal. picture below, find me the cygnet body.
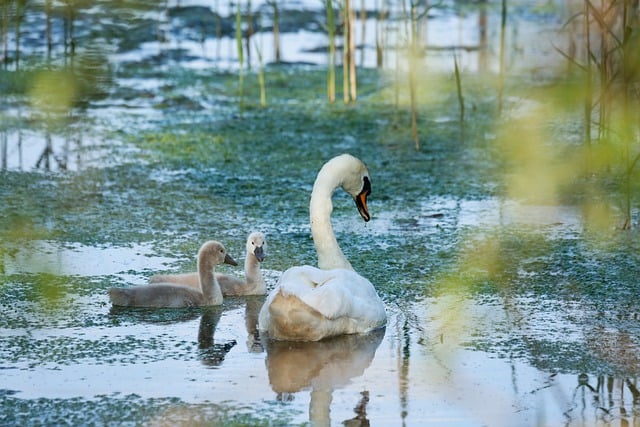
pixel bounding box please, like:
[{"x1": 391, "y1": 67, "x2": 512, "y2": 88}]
[
  {"x1": 109, "y1": 240, "x2": 236, "y2": 307},
  {"x1": 150, "y1": 232, "x2": 267, "y2": 296}
]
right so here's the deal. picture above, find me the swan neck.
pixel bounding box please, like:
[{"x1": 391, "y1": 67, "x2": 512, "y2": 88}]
[
  {"x1": 244, "y1": 254, "x2": 265, "y2": 291},
  {"x1": 198, "y1": 258, "x2": 223, "y2": 304},
  {"x1": 310, "y1": 174, "x2": 353, "y2": 271},
  {"x1": 309, "y1": 389, "x2": 332, "y2": 427}
]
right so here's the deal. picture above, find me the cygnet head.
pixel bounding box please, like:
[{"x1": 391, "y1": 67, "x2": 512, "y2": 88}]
[
  {"x1": 327, "y1": 154, "x2": 372, "y2": 222},
  {"x1": 199, "y1": 240, "x2": 238, "y2": 269},
  {"x1": 247, "y1": 231, "x2": 266, "y2": 262}
]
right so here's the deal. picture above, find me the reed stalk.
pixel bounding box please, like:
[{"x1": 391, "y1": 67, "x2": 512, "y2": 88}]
[
  {"x1": 343, "y1": 0, "x2": 351, "y2": 103},
  {"x1": 408, "y1": 0, "x2": 419, "y2": 150},
  {"x1": 348, "y1": 5, "x2": 357, "y2": 101},
  {"x1": 583, "y1": 0, "x2": 592, "y2": 172},
  {"x1": 454, "y1": 53, "x2": 464, "y2": 126},
  {"x1": 374, "y1": 0, "x2": 384, "y2": 68},
  {"x1": 245, "y1": 0, "x2": 253, "y2": 70},
  {"x1": 159, "y1": 0, "x2": 169, "y2": 57},
  {"x1": 46, "y1": 0, "x2": 52, "y2": 62},
  {"x1": 359, "y1": 0, "x2": 366, "y2": 67},
  {"x1": 254, "y1": 36, "x2": 266, "y2": 107},
  {"x1": 236, "y1": 2, "x2": 245, "y2": 109},
  {"x1": 214, "y1": 0, "x2": 221, "y2": 60},
  {"x1": 15, "y1": 0, "x2": 26, "y2": 71},
  {"x1": 326, "y1": 0, "x2": 336, "y2": 102},
  {"x1": 268, "y1": 0, "x2": 280, "y2": 63},
  {"x1": 620, "y1": 0, "x2": 635, "y2": 229},
  {"x1": 497, "y1": 0, "x2": 506, "y2": 114},
  {"x1": 253, "y1": 19, "x2": 267, "y2": 108},
  {"x1": 1, "y1": 1, "x2": 7, "y2": 69}
]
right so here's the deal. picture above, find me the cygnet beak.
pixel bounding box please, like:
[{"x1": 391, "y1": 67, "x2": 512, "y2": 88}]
[
  {"x1": 224, "y1": 253, "x2": 238, "y2": 266},
  {"x1": 254, "y1": 245, "x2": 265, "y2": 262}
]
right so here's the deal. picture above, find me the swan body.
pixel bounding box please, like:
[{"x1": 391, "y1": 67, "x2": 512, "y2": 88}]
[
  {"x1": 260, "y1": 266, "x2": 386, "y2": 341},
  {"x1": 148, "y1": 232, "x2": 267, "y2": 296},
  {"x1": 109, "y1": 241, "x2": 237, "y2": 307},
  {"x1": 259, "y1": 154, "x2": 386, "y2": 341}
]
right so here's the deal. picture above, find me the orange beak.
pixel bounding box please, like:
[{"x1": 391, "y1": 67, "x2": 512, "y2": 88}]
[{"x1": 354, "y1": 177, "x2": 371, "y2": 222}]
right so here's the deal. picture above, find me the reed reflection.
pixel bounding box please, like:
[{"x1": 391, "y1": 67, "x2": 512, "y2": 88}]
[
  {"x1": 263, "y1": 328, "x2": 385, "y2": 426},
  {"x1": 0, "y1": 128, "x2": 89, "y2": 172},
  {"x1": 569, "y1": 373, "x2": 640, "y2": 425}
]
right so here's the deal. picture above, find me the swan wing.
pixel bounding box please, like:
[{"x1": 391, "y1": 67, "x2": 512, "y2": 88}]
[{"x1": 275, "y1": 266, "x2": 386, "y2": 325}]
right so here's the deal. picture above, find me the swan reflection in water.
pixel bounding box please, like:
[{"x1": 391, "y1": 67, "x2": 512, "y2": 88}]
[
  {"x1": 197, "y1": 306, "x2": 237, "y2": 367},
  {"x1": 198, "y1": 295, "x2": 271, "y2": 365},
  {"x1": 263, "y1": 327, "x2": 385, "y2": 426},
  {"x1": 202, "y1": 295, "x2": 266, "y2": 358}
]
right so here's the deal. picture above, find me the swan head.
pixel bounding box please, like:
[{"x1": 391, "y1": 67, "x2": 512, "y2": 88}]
[
  {"x1": 328, "y1": 154, "x2": 371, "y2": 222},
  {"x1": 198, "y1": 240, "x2": 238, "y2": 268},
  {"x1": 246, "y1": 231, "x2": 266, "y2": 262}
]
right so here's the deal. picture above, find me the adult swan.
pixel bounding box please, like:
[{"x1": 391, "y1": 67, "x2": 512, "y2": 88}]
[{"x1": 258, "y1": 154, "x2": 386, "y2": 341}]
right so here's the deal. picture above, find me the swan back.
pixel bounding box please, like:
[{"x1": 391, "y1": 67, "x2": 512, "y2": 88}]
[{"x1": 258, "y1": 266, "x2": 386, "y2": 341}]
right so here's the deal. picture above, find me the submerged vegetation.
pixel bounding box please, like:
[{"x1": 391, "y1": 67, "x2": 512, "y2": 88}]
[{"x1": 1, "y1": 0, "x2": 640, "y2": 425}]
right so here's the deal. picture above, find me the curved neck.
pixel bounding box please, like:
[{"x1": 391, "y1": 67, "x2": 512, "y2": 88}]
[
  {"x1": 198, "y1": 258, "x2": 223, "y2": 304},
  {"x1": 310, "y1": 172, "x2": 353, "y2": 271},
  {"x1": 309, "y1": 388, "x2": 332, "y2": 427},
  {"x1": 244, "y1": 254, "x2": 265, "y2": 292}
]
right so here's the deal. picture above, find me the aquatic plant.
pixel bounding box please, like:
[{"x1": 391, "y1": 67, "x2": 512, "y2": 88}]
[{"x1": 571, "y1": 0, "x2": 640, "y2": 229}]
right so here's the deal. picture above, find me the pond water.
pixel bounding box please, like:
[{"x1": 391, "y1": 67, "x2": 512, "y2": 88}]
[
  {"x1": 2, "y1": 0, "x2": 640, "y2": 426},
  {"x1": 1, "y1": 279, "x2": 638, "y2": 426},
  {"x1": 1, "y1": 0, "x2": 569, "y2": 172},
  {"x1": 2, "y1": 196, "x2": 640, "y2": 425},
  {"x1": 0, "y1": 297, "x2": 595, "y2": 425}
]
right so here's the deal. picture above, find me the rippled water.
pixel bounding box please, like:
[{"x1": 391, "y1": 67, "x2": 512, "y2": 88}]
[
  {"x1": 2, "y1": 197, "x2": 639, "y2": 425},
  {"x1": 1, "y1": 292, "x2": 638, "y2": 425}
]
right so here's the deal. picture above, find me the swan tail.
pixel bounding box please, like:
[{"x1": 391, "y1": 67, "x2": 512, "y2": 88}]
[
  {"x1": 109, "y1": 287, "x2": 135, "y2": 306},
  {"x1": 266, "y1": 291, "x2": 331, "y2": 341}
]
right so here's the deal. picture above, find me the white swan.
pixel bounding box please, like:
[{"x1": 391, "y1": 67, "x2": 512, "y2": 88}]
[
  {"x1": 148, "y1": 232, "x2": 267, "y2": 296},
  {"x1": 109, "y1": 240, "x2": 237, "y2": 307},
  {"x1": 258, "y1": 154, "x2": 386, "y2": 341}
]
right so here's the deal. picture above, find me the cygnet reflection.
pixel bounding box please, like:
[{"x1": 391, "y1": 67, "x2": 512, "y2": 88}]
[{"x1": 197, "y1": 307, "x2": 236, "y2": 367}]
